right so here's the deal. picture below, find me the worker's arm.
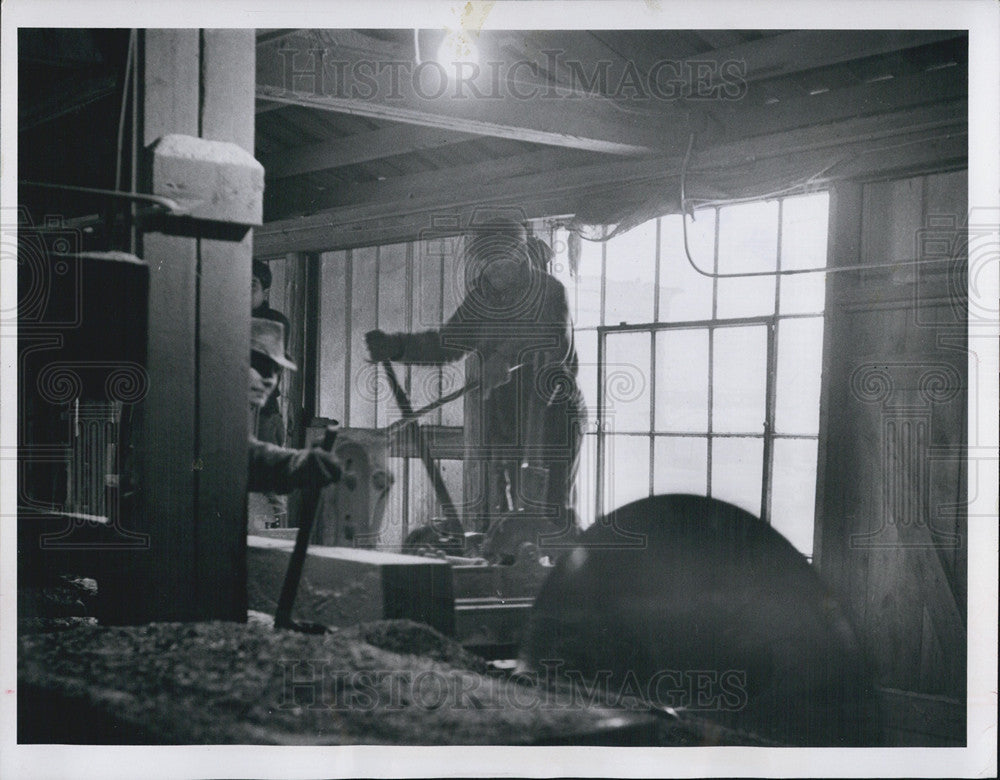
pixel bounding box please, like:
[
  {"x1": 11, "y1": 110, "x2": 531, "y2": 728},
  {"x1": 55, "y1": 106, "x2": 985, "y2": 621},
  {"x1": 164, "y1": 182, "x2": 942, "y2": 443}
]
[
  {"x1": 366, "y1": 272, "x2": 575, "y2": 392},
  {"x1": 247, "y1": 438, "x2": 343, "y2": 494},
  {"x1": 364, "y1": 327, "x2": 453, "y2": 363},
  {"x1": 364, "y1": 285, "x2": 492, "y2": 365}
]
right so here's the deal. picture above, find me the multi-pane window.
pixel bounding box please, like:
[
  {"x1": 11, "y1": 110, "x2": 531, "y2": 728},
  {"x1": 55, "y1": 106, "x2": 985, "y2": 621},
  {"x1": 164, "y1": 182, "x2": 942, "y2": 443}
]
[{"x1": 548, "y1": 191, "x2": 830, "y2": 557}]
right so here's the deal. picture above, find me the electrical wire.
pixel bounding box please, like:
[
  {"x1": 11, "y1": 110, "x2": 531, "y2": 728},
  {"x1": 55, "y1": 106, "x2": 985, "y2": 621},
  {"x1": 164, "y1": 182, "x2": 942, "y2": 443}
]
[
  {"x1": 679, "y1": 133, "x2": 958, "y2": 279},
  {"x1": 115, "y1": 30, "x2": 136, "y2": 195},
  {"x1": 20, "y1": 180, "x2": 185, "y2": 214},
  {"x1": 130, "y1": 28, "x2": 139, "y2": 255},
  {"x1": 681, "y1": 163, "x2": 837, "y2": 208},
  {"x1": 413, "y1": 28, "x2": 422, "y2": 65}
]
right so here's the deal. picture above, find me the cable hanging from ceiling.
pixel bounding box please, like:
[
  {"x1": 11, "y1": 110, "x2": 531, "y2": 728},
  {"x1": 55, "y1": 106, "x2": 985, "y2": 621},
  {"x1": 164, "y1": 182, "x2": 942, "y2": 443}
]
[{"x1": 678, "y1": 132, "x2": 961, "y2": 279}]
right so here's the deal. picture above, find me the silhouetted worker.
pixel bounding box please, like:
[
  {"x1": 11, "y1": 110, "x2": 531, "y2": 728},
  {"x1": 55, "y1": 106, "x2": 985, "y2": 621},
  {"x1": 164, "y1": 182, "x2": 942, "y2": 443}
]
[{"x1": 366, "y1": 219, "x2": 584, "y2": 546}]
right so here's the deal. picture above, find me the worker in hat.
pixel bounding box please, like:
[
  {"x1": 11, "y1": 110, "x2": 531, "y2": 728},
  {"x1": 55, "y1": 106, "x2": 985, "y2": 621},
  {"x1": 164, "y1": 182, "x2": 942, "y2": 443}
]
[
  {"x1": 252, "y1": 263, "x2": 292, "y2": 365},
  {"x1": 248, "y1": 317, "x2": 343, "y2": 499},
  {"x1": 250, "y1": 262, "x2": 294, "y2": 526},
  {"x1": 365, "y1": 219, "x2": 584, "y2": 549}
]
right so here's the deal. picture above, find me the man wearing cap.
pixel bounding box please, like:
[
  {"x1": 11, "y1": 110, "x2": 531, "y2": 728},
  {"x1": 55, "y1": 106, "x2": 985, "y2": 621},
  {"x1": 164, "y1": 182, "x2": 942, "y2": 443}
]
[
  {"x1": 252, "y1": 261, "x2": 292, "y2": 342},
  {"x1": 251, "y1": 261, "x2": 292, "y2": 442},
  {"x1": 250, "y1": 263, "x2": 294, "y2": 527},
  {"x1": 365, "y1": 219, "x2": 585, "y2": 547},
  {"x1": 248, "y1": 317, "x2": 343, "y2": 498}
]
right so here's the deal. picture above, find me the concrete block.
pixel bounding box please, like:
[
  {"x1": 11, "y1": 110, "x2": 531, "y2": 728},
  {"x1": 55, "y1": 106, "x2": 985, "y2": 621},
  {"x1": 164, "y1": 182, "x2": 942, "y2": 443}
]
[
  {"x1": 149, "y1": 134, "x2": 263, "y2": 225},
  {"x1": 247, "y1": 536, "x2": 454, "y2": 635}
]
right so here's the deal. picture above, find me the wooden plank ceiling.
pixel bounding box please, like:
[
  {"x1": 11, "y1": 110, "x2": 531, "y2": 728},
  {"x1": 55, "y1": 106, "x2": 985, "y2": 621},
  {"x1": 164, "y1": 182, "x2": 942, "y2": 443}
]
[{"x1": 252, "y1": 29, "x2": 967, "y2": 256}]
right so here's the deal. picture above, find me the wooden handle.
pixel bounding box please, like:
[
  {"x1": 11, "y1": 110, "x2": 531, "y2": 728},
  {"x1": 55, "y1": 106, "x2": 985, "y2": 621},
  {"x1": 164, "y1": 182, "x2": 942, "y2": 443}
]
[
  {"x1": 381, "y1": 361, "x2": 463, "y2": 538},
  {"x1": 274, "y1": 422, "x2": 339, "y2": 630}
]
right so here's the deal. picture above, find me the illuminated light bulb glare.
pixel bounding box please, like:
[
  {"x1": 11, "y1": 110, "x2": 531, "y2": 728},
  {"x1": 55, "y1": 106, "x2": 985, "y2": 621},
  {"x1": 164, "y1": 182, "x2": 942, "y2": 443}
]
[{"x1": 436, "y1": 28, "x2": 479, "y2": 71}]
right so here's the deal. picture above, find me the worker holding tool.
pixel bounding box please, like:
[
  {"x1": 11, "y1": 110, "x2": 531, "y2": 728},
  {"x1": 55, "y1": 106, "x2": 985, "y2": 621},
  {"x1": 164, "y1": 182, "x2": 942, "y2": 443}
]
[
  {"x1": 247, "y1": 317, "x2": 348, "y2": 632},
  {"x1": 365, "y1": 218, "x2": 585, "y2": 549},
  {"x1": 250, "y1": 261, "x2": 293, "y2": 527},
  {"x1": 248, "y1": 317, "x2": 343, "y2": 495}
]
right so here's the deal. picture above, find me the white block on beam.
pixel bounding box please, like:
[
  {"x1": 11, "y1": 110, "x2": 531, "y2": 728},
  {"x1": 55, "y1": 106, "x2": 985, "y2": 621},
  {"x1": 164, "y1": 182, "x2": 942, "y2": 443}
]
[{"x1": 150, "y1": 134, "x2": 264, "y2": 225}]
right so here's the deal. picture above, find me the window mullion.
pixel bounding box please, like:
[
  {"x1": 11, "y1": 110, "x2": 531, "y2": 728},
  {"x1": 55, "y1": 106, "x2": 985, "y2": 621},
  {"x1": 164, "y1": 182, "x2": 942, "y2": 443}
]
[
  {"x1": 649, "y1": 218, "x2": 661, "y2": 497},
  {"x1": 648, "y1": 329, "x2": 656, "y2": 498},
  {"x1": 597, "y1": 225, "x2": 608, "y2": 517},
  {"x1": 761, "y1": 319, "x2": 778, "y2": 524},
  {"x1": 595, "y1": 326, "x2": 606, "y2": 519},
  {"x1": 401, "y1": 241, "x2": 413, "y2": 542},
  {"x1": 343, "y1": 249, "x2": 353, "y2": 428},
  {"x1": 761, "y1": 199, "x2": 783, "y2": 523},
  {"x1": 707, "y1": 208, "x2": 720, "y2": 497}
]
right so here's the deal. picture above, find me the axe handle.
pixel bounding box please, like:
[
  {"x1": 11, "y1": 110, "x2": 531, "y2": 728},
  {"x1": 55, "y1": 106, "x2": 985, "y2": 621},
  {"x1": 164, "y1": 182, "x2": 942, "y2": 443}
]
[
  {"x1": 274, "y1": 423, "x2": 338, "y2": 630},
  {"x1": 383, "y1": 378, "x2": 480, "y2": 440},
  {"x1": 381, "y1": 363, "x2": 524, "y2": 441},
  {"x1": 381, "y1": 362, "x2": 463, "y2": 538}
]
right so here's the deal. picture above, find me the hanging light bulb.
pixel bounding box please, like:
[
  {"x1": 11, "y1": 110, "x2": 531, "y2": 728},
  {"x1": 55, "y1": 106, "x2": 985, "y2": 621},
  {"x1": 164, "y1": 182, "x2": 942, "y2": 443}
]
[{"x1": 436, "y1": 27, "x2": 479, "y2": 74}]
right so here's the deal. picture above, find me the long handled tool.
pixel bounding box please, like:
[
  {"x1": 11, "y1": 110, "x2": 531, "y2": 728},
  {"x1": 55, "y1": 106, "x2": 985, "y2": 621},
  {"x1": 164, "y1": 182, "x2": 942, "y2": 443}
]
[
  {"x1": 381, "y1": 361, "x2": 465, "y2": 540},
  {"x1": 383, "y1": 378, "x2": 479, "y2": 440},
  {"x1": 274, "y1": 423, "x2": 340, "y2": 632},
  {"x1": 382, "y1": 363, "x2": 523, "y2": 441}
]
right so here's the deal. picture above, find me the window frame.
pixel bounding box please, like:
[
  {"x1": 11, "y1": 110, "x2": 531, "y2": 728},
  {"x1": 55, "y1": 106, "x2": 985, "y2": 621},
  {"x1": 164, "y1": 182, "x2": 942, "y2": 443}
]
[{"x1": 584, "y1": 192, "x2": 830, "y2": 556}]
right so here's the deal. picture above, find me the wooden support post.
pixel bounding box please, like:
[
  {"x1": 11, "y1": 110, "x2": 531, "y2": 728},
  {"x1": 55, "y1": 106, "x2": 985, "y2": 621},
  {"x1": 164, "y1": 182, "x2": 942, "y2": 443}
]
[
  {"x1": 99, "y1": 30, "x2": 257, "y2": 623},
  {"x1": 195, "y1": 29, "x2": 256, "y2": 618},
  {"x1": 302, "y1": 252, "x2": 322, "y2": 428},
  {"x1": 813, "y1": 181, "x2": 865, "y2": 614}
]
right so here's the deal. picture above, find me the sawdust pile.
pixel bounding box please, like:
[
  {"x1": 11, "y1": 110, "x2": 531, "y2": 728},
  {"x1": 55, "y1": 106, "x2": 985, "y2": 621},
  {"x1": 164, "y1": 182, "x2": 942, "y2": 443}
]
[{"x1": 19, "y1": 620, "x2": 652, "y2": 745}]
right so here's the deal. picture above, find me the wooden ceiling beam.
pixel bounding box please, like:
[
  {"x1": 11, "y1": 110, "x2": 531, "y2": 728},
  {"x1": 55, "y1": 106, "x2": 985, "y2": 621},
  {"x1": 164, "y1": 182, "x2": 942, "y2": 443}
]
[
  {"x1": 256, "y1": 152, "x2": 661, "y2": 256},
  {"x1": 255, "y1": 30, "x2": 961, "y2": 158},
  {"x1": 265, "y1": 147, "x2": 602, "y2": 218},
  {"x1": 264, "y1": 97, "x2": 957, "y2": 223},
  {"x1": 260, "y1": 125, "x2": 481, "y2": 179},
  {"x1": 265, "y1": 98, "x2": 965, "y2": 223},
  {"x1": 685, "y1": 29, "x2": 964, "y2": 86},
  {"x1": 706, "y1": 61, "x2": 967, "y2": 146},
  {"x1": 255, "y1": 102, "x2": 965, "y2": 256},
  {"x1": 254, "y1": 128, "x2": 965, "y2": 257},
  {"x1": 254, "y1": 83, "x2": 666, "y2": 156},
  {"x1": 255, "y1": 32, "x2": 681, "y2": 156},
  {"x1": 256, "y1": 129, "x2": 965, "y2": 257},
  {"x1": 256, "y1": 193, "x2": 579, "y2": 257},
  {"x1": 701, "y1": 98, "x2": 965, "y2": 174},
  {"x1": 288, "y1": 29, "x2": 960, "y2": 86},
  {"x1": 264, "y1": 62, "x2": 965, "y2": 215}
]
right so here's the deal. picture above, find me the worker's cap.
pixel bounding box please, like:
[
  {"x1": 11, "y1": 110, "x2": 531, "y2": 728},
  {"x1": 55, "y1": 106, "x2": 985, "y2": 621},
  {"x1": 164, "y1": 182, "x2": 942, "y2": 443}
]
[
  {"x1": 251, "y1": 317, "x2": 296, "y2": 370},
  {"x1": 465, "y1": 216, "x2": 530, "y2": 273}
]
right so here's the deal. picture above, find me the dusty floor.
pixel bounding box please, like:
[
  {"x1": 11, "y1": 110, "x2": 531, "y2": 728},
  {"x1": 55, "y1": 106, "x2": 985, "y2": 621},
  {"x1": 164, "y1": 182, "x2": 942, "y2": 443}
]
[
  {"x1": 19, "y1": 617, "x2": 677, "y2": 744},
  {"x1": 17, "y1": 579, "x2": 769, "y2": 746}
]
